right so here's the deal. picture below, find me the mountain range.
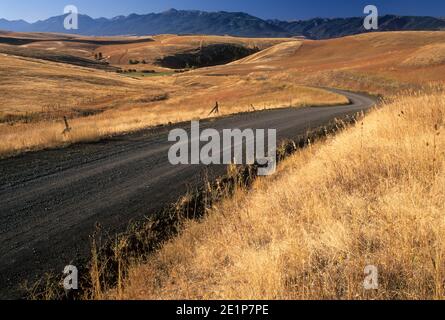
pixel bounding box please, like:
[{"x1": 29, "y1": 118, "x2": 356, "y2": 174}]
[{"x1": 1, "y1": 9, "x2": 445, "y2": 39}]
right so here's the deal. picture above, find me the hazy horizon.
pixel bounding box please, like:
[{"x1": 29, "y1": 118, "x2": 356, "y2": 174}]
[
  {"x1": 0, "y1": 0, "x2": 444, "y2": 23},
  {"x1": 2, "y1": 10, "x2": 445, "y2": 24}
]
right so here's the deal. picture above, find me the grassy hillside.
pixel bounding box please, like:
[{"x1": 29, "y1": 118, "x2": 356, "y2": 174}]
[
  {"x1": 108, "y1": 89, "x2": 444, "y2": 300},
  {"x1": 0, "y1": 33, "x2": 290, "y2": 70},
  {"x1": 6, "y1": 31, "x2": 444, "y2": 300},
  {"x1": 97, "y1": 35, "x2": 290, "y2": 70},
  {"x1": 203, "y1": 31, "x2": 445, "y2": 94},
  {"x1": 0, "y1": 33, "x2": 349, "y2": 158},
  {"x1": 0, "y1": 53, "x2": 345, "y2": 158},
  {"x1": 88, "y1": 33, "x2": 445, "y2": 300},
  {"x1": 2, "y1": 31, "x2": 445, "y2": 161}
]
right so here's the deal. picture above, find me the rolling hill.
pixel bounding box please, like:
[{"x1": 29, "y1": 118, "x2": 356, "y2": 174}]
[{"x1": 1, "y1": 30, "x2": 445, "y2": 158}]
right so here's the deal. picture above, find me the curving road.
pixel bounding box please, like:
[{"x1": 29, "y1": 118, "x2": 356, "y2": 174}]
[{"x1": 0, "y1": 89, "x2": 376, "y2": 298}]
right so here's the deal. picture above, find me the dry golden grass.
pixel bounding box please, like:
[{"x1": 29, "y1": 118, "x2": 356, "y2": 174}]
[
  {"x1": 402, "y1": 43, "x2": 445, "y2": 67},
  {"x1": 200, "y1": 31, "x2": 445, "y2": 95},
  {"x1": 0, "y1": 51, "x2": 347, "y2": 157},
  {"x1": 2, "y1": 31, "x2": 445, "y2": 158},
  {"x1": 0, "y1": 79, "x2": 345, "y2": 157},
  {"x1": 0, "y1": 54, "x2": 161, "y2": 114},
  {"x1": 109, "y1": 90, "x2": 445, "y2": 300},
  {"x1": 3, "y1": 32, "x2": 292, "y2": 69},
  {"x1": 98, "y1": 34, "x2": 293, "y2": 68},
  {"x1": 6, "y1": 31, "x2": 444, "y2": 300}
]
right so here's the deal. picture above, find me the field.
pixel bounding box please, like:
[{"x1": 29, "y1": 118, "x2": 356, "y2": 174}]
[
  {"x1": 107, "y1": 89, "x2": 445, "y2": 300},
  {"x1": 0, "y1": 32, "x2": 347, "y2": 157},
  {"x1": 97, "y1": 32, "x2": 445, "y2": 300},
  {"x1": 2, "y1": 32, "x2": 445, "y2": 157},
  {"x1": 1, "y1": 30, "x2": 445, "y2": 300},
  {"x1": 200, "y1": 31, "x2": 445, "y2": 94}
]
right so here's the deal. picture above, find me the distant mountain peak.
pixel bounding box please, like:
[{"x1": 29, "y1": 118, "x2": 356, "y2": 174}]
[
  {"x1": 111, "y1": 15, "x2": 126, "y2": 21},
  {"x1": 0, "y1": 11, "x2": 444, "y2": 39},
  {"x1": 269, "y1": 14, "x2": 445, "y2": 39},
  {"x1": 163, "y1": 8, "x2": 179, "y2": 13}
]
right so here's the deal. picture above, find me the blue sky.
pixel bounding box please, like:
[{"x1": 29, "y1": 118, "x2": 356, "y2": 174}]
[{"x1": 1, "y1": 0, "x2": 444, "y2": 22}]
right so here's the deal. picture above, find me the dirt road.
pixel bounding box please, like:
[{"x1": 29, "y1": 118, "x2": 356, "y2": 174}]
[{"x1": 0, "y1": 89, "x2": 376, "y2": 298}]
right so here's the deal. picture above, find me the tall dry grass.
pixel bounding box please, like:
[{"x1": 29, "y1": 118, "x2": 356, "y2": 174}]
[
  {"x1": 0, "y1": 83, "x2": 346, "y2": 158},
  {"x1": 108, "y1": 90, "x2": 445, "y2": 300}
]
